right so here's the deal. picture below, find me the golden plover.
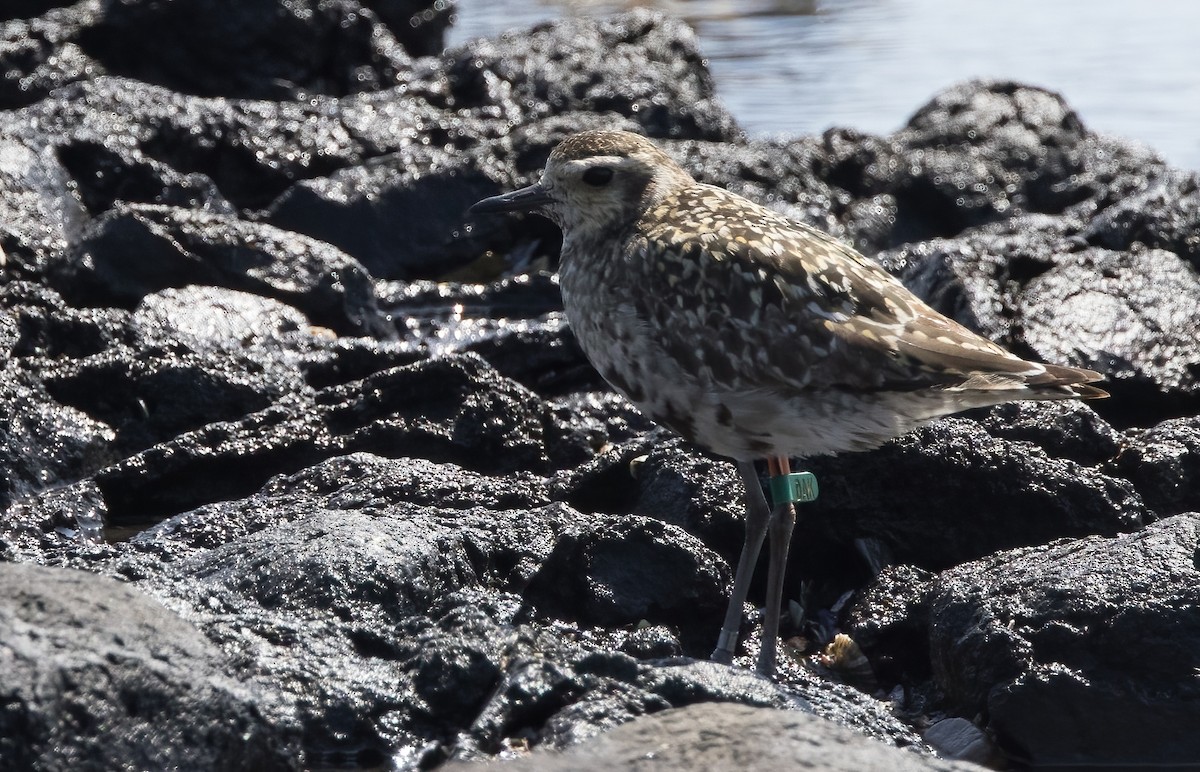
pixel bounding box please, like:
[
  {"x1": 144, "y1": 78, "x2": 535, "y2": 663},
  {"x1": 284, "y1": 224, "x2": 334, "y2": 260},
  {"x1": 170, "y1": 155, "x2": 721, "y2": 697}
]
[{"x1": 470, "y1": 130, "x2": 1106, "y2": 675}]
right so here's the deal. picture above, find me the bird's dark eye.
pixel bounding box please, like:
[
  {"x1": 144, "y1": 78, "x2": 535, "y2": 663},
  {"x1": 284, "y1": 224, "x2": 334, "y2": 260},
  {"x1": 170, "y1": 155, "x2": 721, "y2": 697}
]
[{"x1": 582, "y1": 166, "x2": 614, "y2": 187}]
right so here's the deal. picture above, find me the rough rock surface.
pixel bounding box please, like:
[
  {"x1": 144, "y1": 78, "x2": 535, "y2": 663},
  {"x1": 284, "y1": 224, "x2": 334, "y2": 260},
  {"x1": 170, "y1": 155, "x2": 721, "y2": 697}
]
[
  {"x1": 1, "y1": 1, "x2": 1197, "y2": 770},
  {"x1": 0, "y1": 562, "x2": 300, "y2": 771},
  {"x1": 455, "y1": 702, "x2": 980, "y2": 771},
  {"x1": 929, "y1": 515, "x2": 1200, "y2": 767}
]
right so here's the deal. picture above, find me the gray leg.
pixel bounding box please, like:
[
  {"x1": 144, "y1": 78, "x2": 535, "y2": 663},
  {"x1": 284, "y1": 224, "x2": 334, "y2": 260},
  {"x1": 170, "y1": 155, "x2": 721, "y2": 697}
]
[
  {"x1": 711, "y1": 461, "x2": 772, "y2": 664},
  {"x1": 756, "y1": 500, "x2": 797, "y2": 675}
]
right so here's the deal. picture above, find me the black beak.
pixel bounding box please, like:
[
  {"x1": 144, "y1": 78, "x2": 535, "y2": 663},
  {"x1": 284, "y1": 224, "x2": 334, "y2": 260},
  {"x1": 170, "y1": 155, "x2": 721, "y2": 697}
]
[{"x1": 469, "y1": 184, "x2": 553, "y2": 215}]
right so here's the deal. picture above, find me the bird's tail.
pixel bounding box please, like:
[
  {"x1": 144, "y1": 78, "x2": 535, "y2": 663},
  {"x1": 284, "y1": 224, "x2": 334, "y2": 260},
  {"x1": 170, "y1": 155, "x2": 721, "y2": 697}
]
[
  {"x1": 952, "y1": 362, "x2": 1108, "y2": 400},
  {"x1": 1026, "y1": 362, "x2": 1109, "y2": 399}
]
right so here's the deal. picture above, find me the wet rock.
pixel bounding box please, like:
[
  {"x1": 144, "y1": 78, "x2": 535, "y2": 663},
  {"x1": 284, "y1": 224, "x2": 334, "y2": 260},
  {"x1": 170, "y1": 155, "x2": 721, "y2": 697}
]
[
  {"x1": 364, "y1": 0, "x2": 455, "y2": 58},
  {"x1": 103, "y1": 463, "x2": 573, "y2": 764},
  {"x1": 0, "y1": 2, "x2": 101, "y2": 109},
  {"x1": 928, "y1": 514, "x2": 1200, "y2": 766},
  {"x1": 0, "y1": 281, "x2": 128, "y2": 360},
  {"x1": 1, "y1": 478, "x2": 107, "y2": 558},
  {"x1": 1081, "y1": 170, "x2": 1200, "y2": 269},
  {"x1": 1017, "y1": 246, "x2": 1200, "y2": 421},
  {"x1": 39, "y1": 287, "x2": 318, "y2": 456},
  {"x1": 1116, "y1": 415, "x2": 1200, "y2": 517},
  {"x1": 617, "y1": 624, "x2": 682, "y2": 660},
  {"x1": 458, "y1": 651, "x2": 926, "y2": 760},
  {"x1": 971, "y1": 400, "x2": 1124, "y2": 467},
  {"x1": 0, "y1": 364, "x2": 115, "y2": 510},
  {"x1": 880, "y1": 220, "x2": 1200, "y2": 428},
  {"x1": 519, "y1": 513, "x2": 728, "y2": 650},
  {"x1": 269, "y1": 9, "x2": 748, "y2": 279},
  {"x1": 11, "y1": 76, "x2": 368, "y2": 210},
  {"x1": 556, "y1": 434, "x2": 736, "y2": 527},
  {"x1": 53, "y1": 447, "x2": 928, "y2": 767},
  {"x1": 123, "y1": 453, "x2": 552, "y2": 561},
  {"x1": 878, "y1": 214, "x2": 1081, "y2": 343},
  {"x1": 0, "y1": 138, "x2": 88, "y2": 274},
  {"x1": 843, "y1": 565, "x2": 937, "y2": 686},
  {"x1": 267, "y1": 145, "x2": 500, "y2": 279},
  {"x1": 1, "y1": 3, "x2": 1197, "y2": 769},
  {"x1": 76, "y1": 0, "x2": 410, "y2": 100},
  {"x1": 472, "y1": 702, "x2": 973, "y2": 772},
  {"x1": 0, "y1": 561, "x2": 300, "y2": 770},
  {"x1": 446, "y1": 10, "x2": 739, "y2": 143},
  {"x1": 552, "y1": 434, "x2": 749, "y2": 602},
  {"x1": 91, "y1": 353, "x2": 584, "y2": 523},
  {"x1": 892, "y1": 80, "x2": 1088, "y2": 230},
  {"x1": 57, "y1": 203, "x2": 391, "y2": 337},
  {"x1": 798, "y1": 414, "x2": 1146, "y2": 573},
  {"x1": 1053, "y1": 131, "x2": 1170, "y2": 223},
  {"x1": 132, "y1": 285, "x2": 317, "y2": 358},
  {"x1": 569, "y1": 409, "x2": 1143, "y2": 583},
  {"x1": 100, "y1": 466, "x2": 775, "y2": 763},
  {"x1": 923, "y1": 717, "x2": 1001, "y2": 766},
  {"x1": 378, "y1": 273, "x2": 605, "y2": 398},
  {"x1": 56, "y1": 139, "x2": 235, "y2": 216},
  {"x1": 0, "y1": 1, "x2": 81, "y2": 23}
]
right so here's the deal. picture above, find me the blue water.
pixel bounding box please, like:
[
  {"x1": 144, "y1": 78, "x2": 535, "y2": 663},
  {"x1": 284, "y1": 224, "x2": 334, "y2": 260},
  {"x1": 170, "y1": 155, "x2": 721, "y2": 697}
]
[{"x1": 448, "y1": 0, "x2": 1200, "y2": 171}]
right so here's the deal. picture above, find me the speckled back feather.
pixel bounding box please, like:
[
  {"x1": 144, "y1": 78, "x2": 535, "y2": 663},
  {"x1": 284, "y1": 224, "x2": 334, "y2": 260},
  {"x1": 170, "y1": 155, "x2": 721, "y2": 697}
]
[{"x1": 628, "y1": 173, "x2": 1103, "y2": 399}]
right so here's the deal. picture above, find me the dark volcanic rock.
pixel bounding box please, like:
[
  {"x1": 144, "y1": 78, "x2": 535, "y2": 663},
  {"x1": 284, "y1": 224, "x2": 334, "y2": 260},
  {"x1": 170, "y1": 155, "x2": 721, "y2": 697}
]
[
  {"x1": 268, "y1": 10, "x2": 746, "y2": 279},
  {"x1": 484, "y1": 702, "x2": 976, "y2": 772},
  {"x1": 0, "y1": 280, "x2": 128, "y2": 361},
  {"x1": 878, "y1": 214, "x2": 1081, "y2": 344},
  {"x1": 267, "y1": 146, "x2": 501, "y2": 280},
  {"x1": 973, "y1": 400, "x2": 1124, "y2": 467},
  {"x1": 0, "y1": 365, "x2": 114, "y2": 510},
  {"x1": 1116, "y1": 415, "x2": 1200, "y2": 517},
  {"x1": 892, "y1": 80, "x2": 1090, "y2": 230},
  {"x1": 1016, "y1": 246, "x2": 1200, "y2": 421},
  {"x1": 561, "y1": 410, "x2": 1144, "y2": 636},
  {"x1": 56, "y1": 138, "x2": 235, "y2": 217},
  {"x1": 0, "y1": 137, "x2": 87, "y2": 274},
  {"x1": 363, "y1": 0, "x2": 455, "y2": 58},
  {"x1": 0, "y1": 1, "x2": 82, "y2": 24},
  {"x1": 92, "y1": 453, "x2": 928, "y2": 766},
  {"x1": 880, "y1": 219, "x2": 1200, "y2": 428},
  {"x1": 446, "y1": 10, "x2": 739, "y2": 143},
  {"x1": 927, "y1": 514, "x2": 1200, "y2": 767},
  {"x1": 40, "y1": 287, "x2": 318, "y2": 456},
  {"x1": 10, "y1": 76, "x2": 368, "y2": 211},
  {"x1": 519, "y1": 513, "x2": 728, "y2": 650},
  {"x1": 77, "y1": 0, "x2": 410, "y2": 100},
  {"x1": 1081, "y1": 170, "x2": 1200, "y2": 269},
  {"x1": 91, "y1": 353, "x2": 583, "y2": 523},
  {"x1": 58, "y1": 203, "x2": 391, "y2": 337},
  {"x1": 377, "y1": 273, "x2": 607, "y2": 398},
  {"x1": 0, "y1": 3, "x2": 101, "y2": 109},
  {"x1": 798, "y1": 415, "x2": 1146, "y2": 573},
  {"x1": 575, "y1": 409, "x2": 1143, "y2": 584},
  {"x1": 0, "y1": 562, "x2": 299, "y2": 771},
  {"x1": 843, "y1": 565, "x2": 937, "y2": 686}
]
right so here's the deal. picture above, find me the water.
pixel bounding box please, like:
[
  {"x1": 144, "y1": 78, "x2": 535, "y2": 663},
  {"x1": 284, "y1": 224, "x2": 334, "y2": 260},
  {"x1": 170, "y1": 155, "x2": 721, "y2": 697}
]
[{"x1": 448, "y1": 0, "x2": 1200, "y2": 171}]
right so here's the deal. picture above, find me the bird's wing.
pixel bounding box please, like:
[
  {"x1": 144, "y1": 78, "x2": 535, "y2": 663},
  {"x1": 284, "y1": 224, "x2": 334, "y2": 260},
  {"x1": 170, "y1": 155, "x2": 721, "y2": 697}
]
[{"x1": 631, "y1": 187, "x2": 1100, "y2": 395}]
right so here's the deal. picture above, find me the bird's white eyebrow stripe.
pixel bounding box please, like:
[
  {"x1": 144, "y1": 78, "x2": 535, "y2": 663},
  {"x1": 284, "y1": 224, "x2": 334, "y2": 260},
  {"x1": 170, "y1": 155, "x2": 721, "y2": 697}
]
[{"x1": 561, "y1": 156, "x2": 634, "y2": 171}]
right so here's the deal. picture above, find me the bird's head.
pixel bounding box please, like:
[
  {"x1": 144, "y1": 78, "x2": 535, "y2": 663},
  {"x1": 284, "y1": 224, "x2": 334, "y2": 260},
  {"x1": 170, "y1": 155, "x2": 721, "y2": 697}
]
[{"x1": 469, "y1": 130, "x2": 694, "y2": 236}]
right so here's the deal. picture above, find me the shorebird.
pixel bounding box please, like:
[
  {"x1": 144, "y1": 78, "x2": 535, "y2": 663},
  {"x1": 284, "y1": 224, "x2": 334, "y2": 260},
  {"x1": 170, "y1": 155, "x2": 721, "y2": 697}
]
[{"x1": 470, "y1": 130, "x2": 1106, "y2": 675}]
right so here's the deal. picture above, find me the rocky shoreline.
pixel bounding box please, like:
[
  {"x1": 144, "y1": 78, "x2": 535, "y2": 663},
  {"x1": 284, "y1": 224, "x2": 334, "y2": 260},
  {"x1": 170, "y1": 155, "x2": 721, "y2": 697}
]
[{"x1": 2, "y1": 1, "x2": 1198, "y2": 769}]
